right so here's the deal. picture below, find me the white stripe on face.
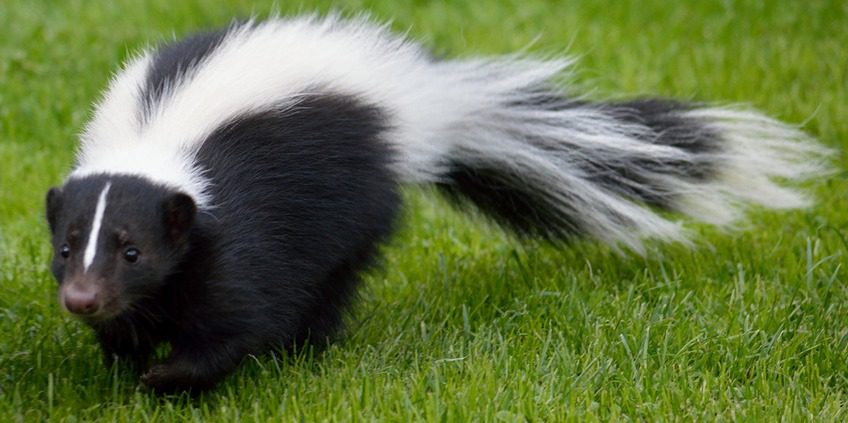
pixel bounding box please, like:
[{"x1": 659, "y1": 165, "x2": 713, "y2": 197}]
[{"x1": 83, "y1": 182, "x2": 112, "y2": 272}]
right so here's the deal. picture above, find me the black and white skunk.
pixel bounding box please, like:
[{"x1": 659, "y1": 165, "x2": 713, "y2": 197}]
[{"x1": 45, "y1": 16, "x2": 828, "y2": 392}]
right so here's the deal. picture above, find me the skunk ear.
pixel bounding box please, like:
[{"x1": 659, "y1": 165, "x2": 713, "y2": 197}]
[
  {"x1": 162, "y1": 193, "x2": 197, "y2": 244},
  {"x1": 46, "y1": 187, "x2": 63, "y2": 233}
]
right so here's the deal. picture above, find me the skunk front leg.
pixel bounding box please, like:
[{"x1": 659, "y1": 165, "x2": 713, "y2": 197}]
[
  {"x1": 140, "y1": 339, "x2": 248, "y2": 393},
  {"x1": 94, "y1": 320, "x2": 161, "y2": 373}
]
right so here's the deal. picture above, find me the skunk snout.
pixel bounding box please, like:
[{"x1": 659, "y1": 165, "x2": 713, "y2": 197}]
[{"x1": 61, "y1": 282, "x2": 101, "y2": 316}]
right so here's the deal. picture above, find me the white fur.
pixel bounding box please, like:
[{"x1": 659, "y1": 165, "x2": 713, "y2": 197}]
[
  {"x1": 83, "y1": 182, "x2": 112, "y2": 272},
  {"x1": 70, "y1": 15, "x2": 831, "y2": 251},
  {"x1": 72, "y1": 16, "x2": 577, "y2": 204},
  {"x1": 673, "y1": 108, "x2": 831, "y2": 225}
]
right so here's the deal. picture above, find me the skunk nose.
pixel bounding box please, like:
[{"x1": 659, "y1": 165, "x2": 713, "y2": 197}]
[{"x1": 63, "y1": 284, "x2": 100, "y2": 315}]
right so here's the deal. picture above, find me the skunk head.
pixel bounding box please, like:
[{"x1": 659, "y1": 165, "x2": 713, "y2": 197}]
[{"x1": 45, "y1": 174, "x2": 196, "y2": 322}]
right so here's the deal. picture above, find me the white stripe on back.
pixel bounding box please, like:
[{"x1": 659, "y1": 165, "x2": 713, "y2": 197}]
[{"x1": 83, "y1": 182, "x2": 112, "y2": 272}]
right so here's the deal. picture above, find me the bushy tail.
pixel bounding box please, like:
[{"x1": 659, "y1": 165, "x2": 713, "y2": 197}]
[{"x1": 401, "y1": 58, "x2": 831, "y2": 252}]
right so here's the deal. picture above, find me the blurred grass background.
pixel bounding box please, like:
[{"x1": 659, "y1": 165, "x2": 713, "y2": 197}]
[{"x1": 0, "y1": 0, "x2": 846, "y2": 420}]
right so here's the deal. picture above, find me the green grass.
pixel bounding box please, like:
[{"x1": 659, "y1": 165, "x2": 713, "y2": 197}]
[{"x1": 1, "y1": 0, "x2": 846, "y2": 420}]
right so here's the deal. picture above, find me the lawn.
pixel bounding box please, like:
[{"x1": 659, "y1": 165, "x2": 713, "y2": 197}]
[{"x1": 0, "y1": 0, "x2": 846, "y2": 420}]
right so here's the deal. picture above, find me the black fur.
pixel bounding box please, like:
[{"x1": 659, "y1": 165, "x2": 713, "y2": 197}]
[
  {"x1": 584, "y1": 99, "x2": 721, "y2": 208},
  {"x1": 436, "y1": 160, "x2": 584, "y2": 241},
  {"x1": 47, "y1": 94, "x2": 399, "y2": 392},
  {"x1": 141, "y1": 26, "x2": 233, "y2": 122}
]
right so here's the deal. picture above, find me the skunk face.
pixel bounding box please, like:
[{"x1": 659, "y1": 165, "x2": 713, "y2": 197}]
[{"x1": 45, "y1": 174, "x2": 196, "y2": 322}]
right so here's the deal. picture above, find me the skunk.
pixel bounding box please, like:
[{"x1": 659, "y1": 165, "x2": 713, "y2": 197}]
[{"x1": 45, "y1": 16, "x2": 828, "y2": 392}]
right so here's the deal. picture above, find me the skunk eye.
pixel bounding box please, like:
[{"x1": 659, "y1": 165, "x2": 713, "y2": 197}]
[
  {"x1": 60, "y1": 244, "x2": 70, "y2": 259},
  {"x1": 123, "y1": 247, "x2": 140, "y2": 263}
]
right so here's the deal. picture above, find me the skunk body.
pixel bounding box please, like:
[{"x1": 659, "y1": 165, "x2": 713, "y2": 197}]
[{"x1": 45, "y1": 16, "x2": 827, "y2": 392}]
